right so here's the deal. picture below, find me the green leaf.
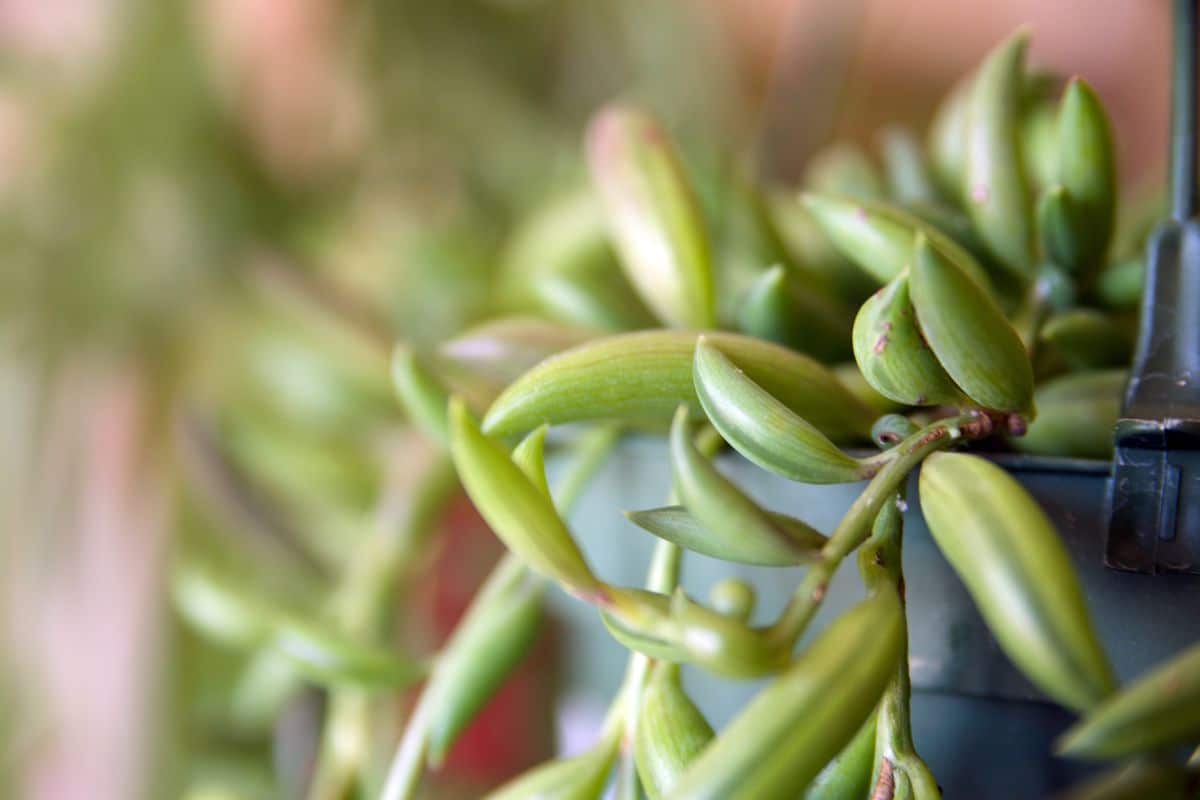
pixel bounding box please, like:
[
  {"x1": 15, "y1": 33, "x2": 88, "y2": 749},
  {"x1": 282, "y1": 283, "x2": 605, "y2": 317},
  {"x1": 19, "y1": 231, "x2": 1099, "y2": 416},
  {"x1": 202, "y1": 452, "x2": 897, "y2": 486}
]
[
  {"x1": 852, "y1": 270, "x2": 963, "y2": 407},
  {"x1": 919, "y1": 452, "x2": 1114, "y2": 711},
  {"x1": 270, "y1": 619, "x2": 426, "y2": 689},
  {"x1": 1055, "y1": 761, "x2": 1190, "y2": 800},
  {"x1": 1039, "y1": 309, "x2": 1131, "y2": 370},
  {"x1": 392, "y1": 345, "x2": 452, "y2": 445},
  {"x1": 1056, "y1": 77, "x2": 1116, "y2": 274},
  {"x1": 669, "y1": 406, "x2": 823, "y2": 566},
  {"x1": 910, "y1": 233, "x2": 1034, "y2": 414},
  {"x1": 635, "y1": 663, "x2": 715, "y2": 800},
  {"x1": 423, "y1": 555, "x2": 545, "y2": 764},
  {"x1": 1015, "y1": 370, "x2": 1123, "y2": 460},
  {"x1": 801, "y1": 194, "x2": 991, "y2": 289},
  {"x1": 963, "y1": 30, "x2": 1036, "y2": 277},
  {"x1": 586, "y1": 106, "x2": 715, "y2": 328},
  {"x1": 449, "y1": 398, "x2": 601, "y2": 597},
  {"x1": 735, "y1": 265, "x2": 852, "y2": 362},
  {"x1": 879, "y1": 125, "x2": 938, "y2": 205},
  {"x1": 483, "y1": 330, "x2": 874, "y2": 441},
  {"x1": 668, "y1": 588, "x2": 903, "y2": 799},
  {"x1": 1058, "y1": 641, "x2": 1200, "y2": 760},
  {"x1": 804, "y1": 711, "x2": 877, "y2": 800},
  {"x1": 486, "y1": 738, "x2": 618, "y2": 800},
  {"x1": 693, "y1": 338, "x2": 866, "y2": 483},
  {"x1": 512, "y1": 425, "x2": 551, "y2": 497},
  {"x1": 626, "y1": 505, "x2": 825, "y2": 566},
  {"x1": 437, "y1": 317, "x2": 598, "y2": 389}
]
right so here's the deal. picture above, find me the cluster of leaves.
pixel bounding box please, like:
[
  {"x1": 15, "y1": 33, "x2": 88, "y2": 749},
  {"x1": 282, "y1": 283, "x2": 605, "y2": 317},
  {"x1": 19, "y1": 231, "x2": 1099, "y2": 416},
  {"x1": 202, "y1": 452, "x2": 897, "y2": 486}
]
[{"x1": 378, "y1": 29, "x2": 1200, "y2": 800}]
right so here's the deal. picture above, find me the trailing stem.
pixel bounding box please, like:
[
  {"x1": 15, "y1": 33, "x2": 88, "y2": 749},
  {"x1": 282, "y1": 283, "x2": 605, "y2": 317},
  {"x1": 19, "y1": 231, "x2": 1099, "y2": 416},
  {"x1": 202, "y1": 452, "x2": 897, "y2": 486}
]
[
  {"x1": 859, "y1": 495, "x2": 940, "y2": 800},
  {"x1": 768, "y1": 413, "x2": 989, "y2": 651}
]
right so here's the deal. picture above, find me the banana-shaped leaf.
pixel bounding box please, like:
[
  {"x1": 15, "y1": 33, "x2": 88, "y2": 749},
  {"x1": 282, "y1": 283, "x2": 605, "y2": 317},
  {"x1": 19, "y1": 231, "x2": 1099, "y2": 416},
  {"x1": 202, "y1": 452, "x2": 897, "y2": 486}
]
[
  {"x1": 927, "y1": 75, "x2": 971, "y2": 202},
  {"x1": 486, "y1": 737, "x2": 619, "y2": 800},
  {"x1": 1058, "y1": 641, "x2": 1200, "y2": 760},
  {"x1": 437, "y1": 318, "x2": 598, "y2": 388},
  {"x1": 483, "y1": 330, "x2": 874, "y2": 441},
  {"x1": 586, "y1": 106, "x2": 715, "y2": 328},
  {"x1": 626, "y1": 505, "x2": 825, "y2": 566},
  {"x1": 422, "y1": 555, "x2": 544, "y2": 764},
  {"x1": 635, "y1": 663, "x2": 715, "y2": 800},
  {"x1": 501, "y1": 189, "x2": 657, "y2": 332},
  {"x1": 801, "y1": 194, "x2": 991, "y2": 289},
  {"x1": 963, "y1": 31, "x2": 1035, "y2": 277},
  {"x1": 735, "y1": 265, "x2": 852, "y2": 362},
  {"x1": 512, "y1": 425, "x2": 551, "y2": 497},
  {"x1": 669, "y1": 590, "x2": 788, "y2": 678},
  {"x1": 919, "y1": 452, "x2": 1114, "y2": 710},
  {"x1": 449, "y1": 399, "x2": 601, "y2": 597},
  {"x1": 910, "y1": 234, "x2": 1034, "y2": 414},
  {"x1": 536, "y1": 262, "x2": 660, "y2": 332},
  {"x1": 271, "y1": 619, "x2": 426, "y2": 689},
  {"x1": 392, "y1": 345, "x2": 452, "y2": 445},
  {"x1": 880, "y1": 126, "x2": 938, "y2": 205},
  {"x1": 600, "y1": 588, "x2": 685, "y2": 663},
  {"x1": 833, "y1": 363, "x2": 904, "y2": 415},
  {"x1": 802, "y1": 143, "x2": 885, "y2": 200},
  {"x1": 1056, "y1": 78, "x2": 1116, "y2": 274},
  {"x1": 693, "y1": 340, "x2": 866, "y2": 483},
  {"x1": 1037, "y1": 184, "x2": 1086, "y2": 272},
  {"x1": 1096, "y1": 259, "x2": 1143, "y2": 311},
  {"x1": 1021, "y1": 98, "x2": 1059, "y2": 196},
  {"x1": 1015, "y1": 370, "x2": 1123, "y2": 460},
  {"x1": 852, "y1": 270, "x2": 963, "y2": 407},
  {"x1": 1054, "y1": 761, "x2": 1190, "y2": 800},
  {"x1": 667, "y1": 588, "x2": 903, "y2": 799},
  {"x1": 804, "y1": 712, "x2": 877, "y2": 800},
  {"x1": 1040, "y1": 310, "x2": 1131, "y2": 370},
  {"x1": 172, "y1": 562, "x2": 278, "y2": 648},
  {"x1": 669, "y1": 406, "x2": 825, "y2": 565}
]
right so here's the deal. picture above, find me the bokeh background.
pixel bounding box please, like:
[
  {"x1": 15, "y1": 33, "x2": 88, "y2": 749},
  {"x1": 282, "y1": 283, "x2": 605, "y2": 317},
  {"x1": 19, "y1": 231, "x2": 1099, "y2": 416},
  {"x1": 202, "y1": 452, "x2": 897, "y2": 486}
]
[{"x1": 0, "y1": 1, "x2": 1177, "y2": 798}]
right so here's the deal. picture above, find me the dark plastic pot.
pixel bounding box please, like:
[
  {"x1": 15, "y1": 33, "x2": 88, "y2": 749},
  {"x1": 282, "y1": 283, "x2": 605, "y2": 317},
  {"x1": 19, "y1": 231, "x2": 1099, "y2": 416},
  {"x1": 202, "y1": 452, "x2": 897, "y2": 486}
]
[{"x1": 546, "y1": 439, "x2": 1200, "y2": 799}]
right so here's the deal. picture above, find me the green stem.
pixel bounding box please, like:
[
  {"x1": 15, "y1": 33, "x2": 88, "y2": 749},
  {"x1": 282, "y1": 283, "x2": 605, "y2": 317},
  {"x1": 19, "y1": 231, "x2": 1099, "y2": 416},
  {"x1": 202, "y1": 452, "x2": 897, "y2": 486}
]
[
  {"x1": 612, "y1": 539, "x2": 682, "y2": 800},
  {"x1": 860, "y1": 496, "x2": 940, "y2": 800},
  {"x1": 768, "y1": 414, "x2": 981, "y2": 651}
]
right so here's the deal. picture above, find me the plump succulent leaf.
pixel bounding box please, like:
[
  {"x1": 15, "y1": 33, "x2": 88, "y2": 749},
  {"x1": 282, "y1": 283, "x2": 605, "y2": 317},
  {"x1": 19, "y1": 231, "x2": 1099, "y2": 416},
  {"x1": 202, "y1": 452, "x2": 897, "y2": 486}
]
[
  {"x1": 803, "y1": 712, "x2": 878, "y2": 800},
  {"x1": 635, "y1": 663, "x2": 715, "y2": 800},
  {"x1": 486, "y1": 737, "x2": 618, "y2": 800},
  {"x1": 669, "y1": 405, "x2": 824, "y2": 565},
  {"x1": 852, "y1": 270, "x2": 963, "y2": 406},
  {"x1": 1057, "y1": 641, "x2": 1200, "y2": 760},
  {"x1": 483, "y1": 330, "x2": 875, "y2": 440},
  {"x1": 963, "y1": 31, "x2": 1035, "y2": 277},
  {"x1": 586, "y1": 106, "x2": 715, "y2": 328},
  {"x1": 626, "y1": 505, "x2": 826, "y2": 566},
  {"x1": 920, "y1": 452, "x2": 1115, "y2": 711},
  {"x1": 1056, "y1": 77, "x2": 1116, "y2": 275},
  {"x1": 801, "y1": 194, "x2": 991, "y2": 289},
  {"x1": 422, "y1": 555, "x2": 545, "y2": 764},
  {"x1": 449, "y1": 398, "x2": 601, "y2": 596},
  {"x1": 735, "y1": 265, "x2": 853, "y2": 362},
  {"x1": 1015, "y1": 370, "x2": 1123, "y2": 459},
  {"x1": 910, "y1": 233, "x2": 1034, "y2": 413},
  {"x1": 667, "y1": 588, "x2": 903, "y2": 799},
  {"x1": 693, "y1": 338, "x2": 867, "y2": 483}
]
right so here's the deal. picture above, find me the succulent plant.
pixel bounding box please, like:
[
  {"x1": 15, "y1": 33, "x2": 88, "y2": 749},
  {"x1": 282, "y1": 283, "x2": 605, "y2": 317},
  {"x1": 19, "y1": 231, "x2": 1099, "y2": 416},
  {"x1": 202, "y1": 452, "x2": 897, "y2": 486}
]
[{"x1": 170, "y1": 25, "x2": 1195, "y2": 800}]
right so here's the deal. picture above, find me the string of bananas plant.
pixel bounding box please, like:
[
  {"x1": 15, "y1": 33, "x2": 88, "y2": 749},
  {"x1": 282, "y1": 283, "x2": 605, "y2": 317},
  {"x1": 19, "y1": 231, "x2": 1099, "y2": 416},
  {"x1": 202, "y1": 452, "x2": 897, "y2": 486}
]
[
  {"x1": 380, "y1": 29, "x2": 1200, "y2": 800},
  {"x1": 175, "y1": 25, "x2": 1196, "y2": 800}
]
